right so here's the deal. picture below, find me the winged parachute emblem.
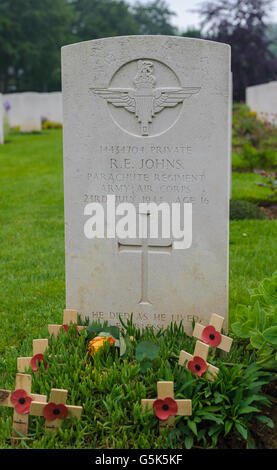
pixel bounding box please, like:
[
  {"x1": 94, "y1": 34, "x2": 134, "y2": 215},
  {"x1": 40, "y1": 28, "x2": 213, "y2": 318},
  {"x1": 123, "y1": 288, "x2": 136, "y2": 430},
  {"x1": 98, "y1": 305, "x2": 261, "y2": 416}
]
[{"x1": 90, "y1": 60, "x2": 201, "y2": 136}]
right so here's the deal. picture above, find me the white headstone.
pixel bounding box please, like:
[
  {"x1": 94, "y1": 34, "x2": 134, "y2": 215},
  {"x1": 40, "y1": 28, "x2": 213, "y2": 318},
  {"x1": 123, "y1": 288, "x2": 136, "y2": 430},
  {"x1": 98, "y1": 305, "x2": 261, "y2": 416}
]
[
  {"x1": 246, "y1": 81, "x2": 277, "y2": 126},
  {"x1": 40, "y1": 92, "x2": 63, "y2": 123},
  {"x1": 62, "y1": 36, "x2": 231, "y2": 332},
  {"x1": 4, "y1": 92, "x2": 41, "y2": 132},
  {"x1": 0, "y1": 94, "x2": 4, "y2": 144}
]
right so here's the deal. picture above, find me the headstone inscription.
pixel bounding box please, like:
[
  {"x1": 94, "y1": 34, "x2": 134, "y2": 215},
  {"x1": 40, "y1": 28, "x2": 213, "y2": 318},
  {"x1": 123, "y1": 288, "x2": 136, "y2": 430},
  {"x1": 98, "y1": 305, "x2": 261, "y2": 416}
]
[{"x1": 62, "y1": 36, "x2": 231, "y2": 333}]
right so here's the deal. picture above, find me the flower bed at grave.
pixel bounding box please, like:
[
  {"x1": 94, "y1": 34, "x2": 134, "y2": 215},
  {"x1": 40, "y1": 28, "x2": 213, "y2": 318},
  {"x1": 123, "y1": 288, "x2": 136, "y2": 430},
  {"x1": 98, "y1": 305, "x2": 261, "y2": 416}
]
[
  {"x1": 0, "y1": 301, "x2": 276, "y2": 449},
  {"x1": 231, "y1": 104, "x2": 277, "y2": 216},
  {"x1": 232, "y1": 104, "x2": 277, "y2": 172}
]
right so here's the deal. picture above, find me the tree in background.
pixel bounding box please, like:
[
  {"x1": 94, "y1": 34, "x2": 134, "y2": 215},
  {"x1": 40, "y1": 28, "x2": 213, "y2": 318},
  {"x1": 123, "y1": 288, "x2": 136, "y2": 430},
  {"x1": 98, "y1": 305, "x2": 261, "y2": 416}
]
[
  {"x1": 1, "y1": 0, "x2": 277, "y2": 95},
  {"x1": 267, "y1": 23, "x2": 277, "y2": 57},
  {"x1": 131, "y1": 0, "x2": 177, "y2": 35},
  {"x1": 0, "y1": 0, "x2": 74, "y2": 92},
  {"x1": 71, "y1": 0, "x2": 177, "y2": 39},
  {"x1": 197, "y1": 0, "x2": 277, "y2": 100},
  {"x1": 71, "y1": 0, "x2": 137, "y2": 41},
  {"x1": 182, "y1": 28, "x2": 202, "y2": 39},
  {"x1": 0, "y1": 0, "x2": 177, "y2": 92}
]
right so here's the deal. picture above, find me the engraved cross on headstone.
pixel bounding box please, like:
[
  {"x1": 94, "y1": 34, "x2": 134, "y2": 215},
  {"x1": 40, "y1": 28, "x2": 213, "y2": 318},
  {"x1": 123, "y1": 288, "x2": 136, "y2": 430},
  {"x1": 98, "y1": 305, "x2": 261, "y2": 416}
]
[{"x1": 118, "y1": 212, "x2": 172, "y2": 305}]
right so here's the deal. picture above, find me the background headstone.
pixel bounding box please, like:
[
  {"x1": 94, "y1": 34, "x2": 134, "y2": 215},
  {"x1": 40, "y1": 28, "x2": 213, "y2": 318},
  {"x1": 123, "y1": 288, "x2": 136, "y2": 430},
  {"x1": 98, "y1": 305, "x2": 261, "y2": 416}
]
[
  {"x1": 3, "y1": 92, "x2": 63, "y2": 129},
  {"x1": 39, "y1": 92, "x2": 63, "y2": 124},
  {"x1": 246, "y1": 81, "x2": 277, "y2": 126},
  {"x1": 4, "y1": 92, "x2": 41, "y2": 132},
  {"x1": 0, "y1": 94, "x2": 3, "y2": 143},
  {"x1": 62, "y1": 36, "x2": 231, "y2": 332},
  {"x1": 229, "y1": 73, "x2": 233, "y2": 199}
]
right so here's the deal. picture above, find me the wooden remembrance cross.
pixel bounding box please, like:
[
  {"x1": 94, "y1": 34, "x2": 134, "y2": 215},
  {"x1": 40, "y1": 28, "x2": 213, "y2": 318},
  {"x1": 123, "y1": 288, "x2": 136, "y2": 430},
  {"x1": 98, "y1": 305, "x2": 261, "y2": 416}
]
[
  {"x1": 193, "y1": 313, "x2": 233, "y2": 353},
  {"x1": 30, "y1": 388, "x2": 82, "y2": 432},
  {"x1": 179, "y1": 340, "x2": 219, "y2": 381},
  {"x1": 118, "y1": 212, "x2": 172, "y2": 304},
  {"x1": 0, "y1": 373, "x2": 46, "y2": 441},
  {"x1": 48, "y1": 309, "x2": 85, "y2": 338},
  {"x1": 141, "y1": 381, "x2": 192, "y2": 433},
  {"x1": 17, "y1": 339, "x2": 49, "y2": 373}
]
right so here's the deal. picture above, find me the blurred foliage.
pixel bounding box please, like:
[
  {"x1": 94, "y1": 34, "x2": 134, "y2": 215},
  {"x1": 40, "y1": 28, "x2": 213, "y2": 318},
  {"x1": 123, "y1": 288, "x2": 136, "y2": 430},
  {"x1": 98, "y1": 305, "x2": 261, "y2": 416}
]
[
  {"x1": 232, "y1": 103, "x2": 277, "y2": 171},
  {"x1": 230, "y1": 199, "x2": 265, "y2": 220},
  {"x1": 197, "y1": 0, "x2": 277, "y2": 100},
  {"x1": 0, "y1": 0, "x2": 276, "y2": 97},
  {"x1": 42, "y1": 121, "x2": 63, "y2": 130},
  {"x1": 267, "y1": 23, "x2": 277, "y2": 57},
  {"x1": 182, "y1": 28, "x2": 202, "y2": 38},
  {"x1": 0, "y1": 0, "x2": 176, "y2": 93},
  {"x1": 0, "y1": 0, "x2": 74, "y2": 92},
  {"x1": 132, "y1": 0, "x2": 177, "y2": 35}
]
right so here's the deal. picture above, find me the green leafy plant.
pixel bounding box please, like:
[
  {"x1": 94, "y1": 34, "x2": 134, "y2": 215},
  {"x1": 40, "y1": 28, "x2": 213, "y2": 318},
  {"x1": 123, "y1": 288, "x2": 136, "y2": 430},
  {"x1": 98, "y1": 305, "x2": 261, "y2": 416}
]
[
  {"x1": 232, "y1": 103, "x2": 277, "y2": 172},
  {"x1": 232, "y1": 271, "x2": 277, "y2": 370},
  {"x1": 232, "y1": 104, "x2": 277, "y2": 149},
  {"x1": 85, "y1": 320, "x2": 120, "y2": 342},
  {"x1": 171, "y1": 363, "x2": 274, "y2": 449},
  {"x1": 135, "y1": 341, "x2": 160, "y2": 373},
  {"x1": 230, "y1": 199, "x2": 265, "y2": 220}
]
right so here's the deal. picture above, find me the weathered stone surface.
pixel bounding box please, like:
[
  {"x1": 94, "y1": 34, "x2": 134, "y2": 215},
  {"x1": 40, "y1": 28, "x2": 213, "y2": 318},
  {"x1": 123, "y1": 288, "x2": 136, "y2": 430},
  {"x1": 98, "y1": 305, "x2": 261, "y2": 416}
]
[
  {"x1": 246, "y1": 81, "x2": 277, "y2": 126},
  {"x1": 62, "y1": 36, "x2": 231, "y2": 332}
]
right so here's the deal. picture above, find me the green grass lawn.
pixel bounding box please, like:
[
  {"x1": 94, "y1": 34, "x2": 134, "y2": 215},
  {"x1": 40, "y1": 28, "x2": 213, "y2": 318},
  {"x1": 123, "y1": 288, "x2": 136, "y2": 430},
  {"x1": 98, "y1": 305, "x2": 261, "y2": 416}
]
[
  {"x1": 0, "y1": 131, "x2": 65, "y2": 352},
  {"x1": 1, "y1": 130, "x2": 277, "y2": 351},
  {"x1": 0, "y1": 130, "x2": 277, "y2": 449},
  {"x1": 232, "y1": 172, "x2": 277, "y2": 204}
]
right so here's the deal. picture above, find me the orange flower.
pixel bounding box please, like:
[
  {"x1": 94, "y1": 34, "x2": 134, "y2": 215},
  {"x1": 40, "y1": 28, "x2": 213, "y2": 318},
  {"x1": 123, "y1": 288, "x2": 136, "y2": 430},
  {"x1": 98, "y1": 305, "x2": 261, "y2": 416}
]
[{"x1": 88, "y1": 336, "x2": 115, "y2": 355}]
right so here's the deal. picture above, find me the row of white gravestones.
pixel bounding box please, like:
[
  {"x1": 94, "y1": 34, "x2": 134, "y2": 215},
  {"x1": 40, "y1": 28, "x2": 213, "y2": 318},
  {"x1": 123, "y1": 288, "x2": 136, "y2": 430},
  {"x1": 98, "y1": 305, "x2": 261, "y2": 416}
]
[
  {"x1": 246, "y1": 81, "x2": 277, "y2": 126},
  {"x1": 0, "y1": 93, "x2": 3, "y2": 144},
  {"x1": 3, "y1": 92, "x2": 63, "y2": 132},
  {"x1": 62, "y1": 36, "x2": 231, "y2": 333}
]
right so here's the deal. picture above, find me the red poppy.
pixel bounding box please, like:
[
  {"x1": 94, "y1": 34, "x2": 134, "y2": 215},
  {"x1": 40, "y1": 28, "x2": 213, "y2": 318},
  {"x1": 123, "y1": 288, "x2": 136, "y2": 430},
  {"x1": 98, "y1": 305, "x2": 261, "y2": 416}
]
[
  {"x1": 187, "y1": 356, "x2": 207, "y2": 377},
  {"x1": 10, "y1": 389, "x2": 32, "y2": 414},
  {"x1": 43, "y1": 402, "x2": 69, "y2": 421},
  {"x1": 30, "y1": 354, "x2": 47, "y2": 372},
  {"x1": 153, "y1": 397, "x2": 178, "y2": 420},
  {"x1": 201, "y1": 325, "x2": 222, "y2": 347}
]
